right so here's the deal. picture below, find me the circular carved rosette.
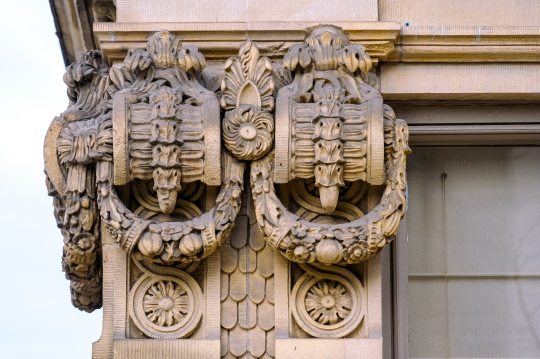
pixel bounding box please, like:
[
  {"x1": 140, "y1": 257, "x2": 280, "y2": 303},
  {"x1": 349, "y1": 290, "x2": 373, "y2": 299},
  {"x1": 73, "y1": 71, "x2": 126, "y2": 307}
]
[
  {"x1": 291, "y1": 264, "x2": 366, "y2": 338},
  {"x1": 129, "y1": 267, "x2": 202, "y2": 339},
  {"x1": 222, "y1": 105, "x2": 274, "y2": 161}
]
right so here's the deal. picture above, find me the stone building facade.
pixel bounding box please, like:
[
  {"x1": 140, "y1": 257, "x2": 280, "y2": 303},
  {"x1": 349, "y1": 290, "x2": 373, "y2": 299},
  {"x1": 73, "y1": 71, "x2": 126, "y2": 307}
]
[{"x1": 46, "y1": 1, "x2": 540, "y2": 358}]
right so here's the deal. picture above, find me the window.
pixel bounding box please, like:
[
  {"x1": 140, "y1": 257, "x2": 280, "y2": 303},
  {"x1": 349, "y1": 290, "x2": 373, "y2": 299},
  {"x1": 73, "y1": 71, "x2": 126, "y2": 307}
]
[{"x1": 404, "y1": 147, "x2": 540, "y2": 358}]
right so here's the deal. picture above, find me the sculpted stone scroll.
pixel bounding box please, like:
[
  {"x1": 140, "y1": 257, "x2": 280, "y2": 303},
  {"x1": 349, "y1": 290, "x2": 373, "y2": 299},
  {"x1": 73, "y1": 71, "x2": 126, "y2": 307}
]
[
  {"x1": 44, "y1": 31, "x2": 244, "y2": 312},
  {"x1": 250, "y1": 27, "x2": 411, "y2": 267}
]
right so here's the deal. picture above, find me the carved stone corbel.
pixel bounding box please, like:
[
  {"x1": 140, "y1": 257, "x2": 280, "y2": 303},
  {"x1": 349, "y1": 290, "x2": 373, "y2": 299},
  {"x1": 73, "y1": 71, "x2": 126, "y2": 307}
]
[
  {"x1": 44, "y1": 24, "x2": 409, "y2": 354},
  {"x1": 44, "y1": 30, "x2": 245, "y2": 312},
  {"x1": 251, "y1": 26, "x2": 411, "y2": 267}
]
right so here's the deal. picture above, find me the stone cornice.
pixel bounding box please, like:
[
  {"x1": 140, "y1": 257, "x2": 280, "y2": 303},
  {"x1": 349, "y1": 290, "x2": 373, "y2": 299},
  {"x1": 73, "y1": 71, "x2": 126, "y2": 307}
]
[
  {"x1": 93, "y1": 21, "x2": 401, "y2": 64},
  {"x1": 94, "y1": 23, "x2": 540, "y2": 65},
  {"x1": 387, "y1": 26, "x2": 540, "y2": 62},
  {"x1": 409, "y1": 124, "x2": 540, "y2": 146}
]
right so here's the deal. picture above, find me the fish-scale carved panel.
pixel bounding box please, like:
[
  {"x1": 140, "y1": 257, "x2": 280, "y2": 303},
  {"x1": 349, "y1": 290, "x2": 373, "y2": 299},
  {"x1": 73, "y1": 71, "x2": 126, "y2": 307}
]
[{"x1": 221, "y1": 214, "x2": 275, "y2": 358}]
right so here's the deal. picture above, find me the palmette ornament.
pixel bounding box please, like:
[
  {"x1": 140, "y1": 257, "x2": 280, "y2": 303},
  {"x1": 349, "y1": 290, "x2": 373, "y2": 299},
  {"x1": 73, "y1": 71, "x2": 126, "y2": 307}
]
[{"x1": 221, "y1": 40, "x2": 275, "y2": 161}]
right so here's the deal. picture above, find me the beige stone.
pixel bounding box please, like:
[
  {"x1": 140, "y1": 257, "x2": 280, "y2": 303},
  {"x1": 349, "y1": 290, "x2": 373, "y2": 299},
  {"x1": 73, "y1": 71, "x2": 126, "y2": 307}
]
[
  {"x1": 387, "y1": 26, "x2": 540, "y2": 63},
  {"x1": 116, "y1": 0, "x2": 378, "y2": 23},
  {"x1": 93, "y1": 22, "x2": 400, "y2": 64},
  {"x1": 44, "y1": 24, "x2": 409, "y2": 359},
  {"x1": 380, "y1": 0, "x2": 540, "y2": 26},
  {"x1": 381, "y1": 63, "x2": 540, "y2": 100},
  {"x1": 44, "y1": 0, "x2": 540, "y2": 357}
]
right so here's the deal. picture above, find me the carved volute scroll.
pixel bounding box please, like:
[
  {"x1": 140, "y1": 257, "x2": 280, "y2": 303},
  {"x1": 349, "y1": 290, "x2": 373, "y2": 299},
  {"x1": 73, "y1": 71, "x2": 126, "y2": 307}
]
[
  {"x1": 44, "y1": 30, "x2": 244, "y2": 312},
  {"x1": 251, "y1": 26, "x2": 411, "y2": 267}
]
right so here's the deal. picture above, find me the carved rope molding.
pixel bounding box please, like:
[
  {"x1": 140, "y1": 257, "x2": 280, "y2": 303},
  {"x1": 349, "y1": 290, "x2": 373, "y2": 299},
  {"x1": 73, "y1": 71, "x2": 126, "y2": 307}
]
[
  {"x1": 44, "y1": 31, "x2": 244, "y2": 312},
  {"x1": 249, "y1": 27, "x2": 411, "y2": 267}
]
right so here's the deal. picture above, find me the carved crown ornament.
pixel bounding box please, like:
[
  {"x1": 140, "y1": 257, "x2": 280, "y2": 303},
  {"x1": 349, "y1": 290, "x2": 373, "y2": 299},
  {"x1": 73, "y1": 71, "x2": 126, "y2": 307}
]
[{"x1": 44, "y1": 26, "x2": 409, "y2": 315}]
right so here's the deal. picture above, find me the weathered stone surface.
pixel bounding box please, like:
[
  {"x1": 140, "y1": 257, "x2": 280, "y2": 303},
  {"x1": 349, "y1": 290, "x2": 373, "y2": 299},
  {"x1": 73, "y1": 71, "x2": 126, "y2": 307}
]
[{"x1": 45, "y1": 24, "x2": 409, "y2": 359}]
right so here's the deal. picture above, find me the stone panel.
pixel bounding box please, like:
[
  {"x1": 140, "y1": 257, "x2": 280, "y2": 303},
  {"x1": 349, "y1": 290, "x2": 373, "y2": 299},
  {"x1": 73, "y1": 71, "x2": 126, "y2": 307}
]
[
  {"x1": 117, "y1": 0, "x2": 378, "y2": 23},
  {"x1": 380, "y1": 0, "x2": 540, "y2": 26}
]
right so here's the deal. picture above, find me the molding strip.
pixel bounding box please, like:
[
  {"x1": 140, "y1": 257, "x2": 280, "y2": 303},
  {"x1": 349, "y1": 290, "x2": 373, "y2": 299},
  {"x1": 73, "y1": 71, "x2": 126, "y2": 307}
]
[
  {"x1": 389, "y1": 26, "x2": 540, "y2": 63},
  {"x1": 93, "y1": 21, "x2": 400, "y2": 63},
  {"x1": 409, "y1": 124, "x2": 540, "y2": 146},
  {"x1": 94, "y1": 24, "x2": 540, "y2": 64}
]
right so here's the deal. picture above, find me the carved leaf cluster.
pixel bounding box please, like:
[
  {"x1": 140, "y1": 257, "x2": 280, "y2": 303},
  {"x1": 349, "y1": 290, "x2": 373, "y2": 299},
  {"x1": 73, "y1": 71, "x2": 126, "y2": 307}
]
[{"x1": 221, "y1": 41, "x2": 276, "y2": 161}]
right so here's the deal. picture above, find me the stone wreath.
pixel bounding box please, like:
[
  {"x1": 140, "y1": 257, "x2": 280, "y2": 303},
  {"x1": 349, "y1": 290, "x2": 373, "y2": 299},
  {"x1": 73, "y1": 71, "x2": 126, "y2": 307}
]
[{"x1": 251, "y1": 118, "x2": 410, "y2": 266}]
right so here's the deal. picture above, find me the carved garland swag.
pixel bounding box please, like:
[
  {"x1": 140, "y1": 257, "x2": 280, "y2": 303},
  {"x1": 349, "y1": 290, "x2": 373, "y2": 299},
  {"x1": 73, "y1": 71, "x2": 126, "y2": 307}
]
[{"x1": 44, "y1": 28, "x2": 409, "y2": 312}]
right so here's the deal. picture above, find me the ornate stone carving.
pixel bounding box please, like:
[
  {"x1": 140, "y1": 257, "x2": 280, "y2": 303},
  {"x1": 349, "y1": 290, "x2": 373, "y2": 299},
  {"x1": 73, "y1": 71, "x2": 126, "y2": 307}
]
[
  {"x1": 220, "y1": 213, "x2": 276, "y2": 359},
  {"x1": 129, "y1": 258, "x2": 203, "y2": 339},
  {"x1": 291, "y1": 264, "x2": 366, "y2": 338},
  {"x1": 221, "y1": 40, "x2": 275, "y2": 161},
  {"x1": 44, "y1": 30, "x2": 244, "y2": 311},
  {"x1": 251, "y1": 26, "x2": 411, "y2": 267},
  {"x1": 45, "y1": 49, "x2": 112, "y2": 312},
  {"x1": 45, "y1": 24, "x2": 409, "y2": 356}
]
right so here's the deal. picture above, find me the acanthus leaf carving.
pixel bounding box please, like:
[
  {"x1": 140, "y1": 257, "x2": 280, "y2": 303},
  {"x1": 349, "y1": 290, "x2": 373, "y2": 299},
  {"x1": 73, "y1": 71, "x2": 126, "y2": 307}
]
[{"x1": 221, "y1": 40, "x2": 275, "y2": 161}]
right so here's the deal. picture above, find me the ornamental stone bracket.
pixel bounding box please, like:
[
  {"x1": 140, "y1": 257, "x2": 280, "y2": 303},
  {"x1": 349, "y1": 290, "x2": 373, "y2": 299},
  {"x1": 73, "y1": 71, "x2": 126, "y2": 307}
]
[{"x1": 44, "y1": 24, "x2": 409, "y2": 359}]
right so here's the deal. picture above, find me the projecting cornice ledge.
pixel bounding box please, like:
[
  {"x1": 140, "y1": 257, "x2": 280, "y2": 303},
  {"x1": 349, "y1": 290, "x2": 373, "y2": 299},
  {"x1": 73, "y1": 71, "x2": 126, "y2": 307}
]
[
  {"x1": 93, "y1": 21, "x2": 401, "y2": 64},
  {"x1": 94, "y1": 23, "x2": 540, "y2": 65},
  {"x1": 387, "y1": 26, "x2": 540, "y2": 63}
]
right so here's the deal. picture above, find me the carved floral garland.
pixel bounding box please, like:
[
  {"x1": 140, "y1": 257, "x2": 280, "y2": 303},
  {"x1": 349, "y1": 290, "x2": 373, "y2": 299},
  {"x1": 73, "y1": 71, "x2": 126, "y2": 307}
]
[
  {"x1": 45, "y1": 31, "x2": 245, "y2": 311},
  {"x1": 251, "y1": 115, "x2": 410, "y2": 266},
  {"x1": 96, "y1": 150, "x2": 244, "y2": 271}
]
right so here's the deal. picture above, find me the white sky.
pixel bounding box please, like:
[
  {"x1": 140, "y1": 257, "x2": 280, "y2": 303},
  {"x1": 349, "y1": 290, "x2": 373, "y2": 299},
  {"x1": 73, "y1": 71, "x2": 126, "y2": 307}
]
[{"x1": 0, "y1": 1, "x2": 102, "y2": 358}]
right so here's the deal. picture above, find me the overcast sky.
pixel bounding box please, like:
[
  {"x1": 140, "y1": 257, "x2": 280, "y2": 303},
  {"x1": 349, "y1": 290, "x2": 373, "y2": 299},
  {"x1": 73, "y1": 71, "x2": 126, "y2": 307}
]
[{"x1": 0, "y1": 1, "x2": 102, "y2": 358}]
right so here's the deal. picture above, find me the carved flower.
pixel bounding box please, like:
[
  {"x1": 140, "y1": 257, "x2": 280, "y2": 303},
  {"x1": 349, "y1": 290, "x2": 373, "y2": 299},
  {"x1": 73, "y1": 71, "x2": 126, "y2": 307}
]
[
  {"x1": 223, "y1": 105, "x2": 274, "y2": 161},
  {"x1": 143, "y1": 281, "x2": 190, "y2": 327},
  {"x1": 291, "y1": 222, "x2": 309, "y2": 239},
  {"x1": 286, "y1": 239, "x2": 314, "y2": 262},
  {"x1": 343, "y1": 241, "x2": 370, "y2": 263},
  {"x1": 305, "y1": 280, "x2": 352, "y2": 325}
]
